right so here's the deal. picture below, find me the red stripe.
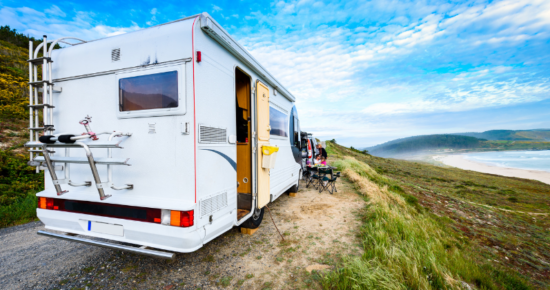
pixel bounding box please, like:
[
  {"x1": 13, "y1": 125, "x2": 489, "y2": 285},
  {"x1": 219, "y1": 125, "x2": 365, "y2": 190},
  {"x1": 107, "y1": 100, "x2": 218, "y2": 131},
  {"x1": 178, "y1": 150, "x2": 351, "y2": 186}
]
[{"x1": 192, "y1": 17, "x2": 198, "y2": 204}]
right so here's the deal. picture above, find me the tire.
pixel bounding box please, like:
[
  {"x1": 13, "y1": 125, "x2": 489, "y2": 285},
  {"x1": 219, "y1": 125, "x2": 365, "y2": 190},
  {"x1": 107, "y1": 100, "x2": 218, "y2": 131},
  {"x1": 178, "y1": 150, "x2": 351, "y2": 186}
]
[
  {"x1": 289, "y1": 169, "x2": 301, "y2": 194},
  {"x1": 241, "y1": 207, "x2": 264, "y2": 229}
]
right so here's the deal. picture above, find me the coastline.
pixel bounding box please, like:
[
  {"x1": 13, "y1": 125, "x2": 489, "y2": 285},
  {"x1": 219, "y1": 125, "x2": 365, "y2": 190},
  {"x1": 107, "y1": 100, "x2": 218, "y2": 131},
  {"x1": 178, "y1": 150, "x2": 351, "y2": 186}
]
[{"x1": 435, "y1": 154, "x2": 550, "y2": 185}]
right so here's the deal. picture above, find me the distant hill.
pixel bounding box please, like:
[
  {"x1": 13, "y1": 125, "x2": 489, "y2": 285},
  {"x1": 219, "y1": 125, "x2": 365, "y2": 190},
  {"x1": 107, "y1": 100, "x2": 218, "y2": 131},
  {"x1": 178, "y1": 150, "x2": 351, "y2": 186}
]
[
  {"x1": 367, "y1": 134, "x2": 484, "y2": 157},
  {"x1": 366, "y1": 129, "x2": 550, "y2": 157},
  {"x1": 452, "y1": 129, "x2": 550, "y2": 141}
]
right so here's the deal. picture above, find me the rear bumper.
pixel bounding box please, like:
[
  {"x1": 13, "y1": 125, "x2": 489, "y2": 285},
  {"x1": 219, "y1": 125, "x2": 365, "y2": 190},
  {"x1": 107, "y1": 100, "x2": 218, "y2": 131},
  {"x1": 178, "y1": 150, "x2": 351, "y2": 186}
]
[
  {"x1": 37, "y1": 230, "x2": 175, "y2": 259},
  {"x1": 38, "y1": 209, "x2": 204, "y2": 253}
]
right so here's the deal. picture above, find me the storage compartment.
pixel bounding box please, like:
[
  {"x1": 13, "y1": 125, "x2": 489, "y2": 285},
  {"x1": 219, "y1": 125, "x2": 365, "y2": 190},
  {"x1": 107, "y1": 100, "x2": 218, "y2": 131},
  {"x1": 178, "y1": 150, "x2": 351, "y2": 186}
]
[{"x1": 261, "y1": 145, "x2": 279, "y2": 169}]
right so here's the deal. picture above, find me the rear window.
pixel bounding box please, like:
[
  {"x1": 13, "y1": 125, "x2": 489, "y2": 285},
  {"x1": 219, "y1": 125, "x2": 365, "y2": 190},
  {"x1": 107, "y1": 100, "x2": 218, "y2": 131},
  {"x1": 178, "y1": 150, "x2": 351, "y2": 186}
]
[{"x1": 119, "y1": 71, "x2": 178, "y2": 111}]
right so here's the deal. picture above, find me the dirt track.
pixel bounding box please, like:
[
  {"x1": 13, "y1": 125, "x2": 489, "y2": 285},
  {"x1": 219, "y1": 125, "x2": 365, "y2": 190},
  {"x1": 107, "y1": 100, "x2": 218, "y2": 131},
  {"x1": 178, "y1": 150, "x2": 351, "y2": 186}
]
[{"x1": 0, "y1": 178, "x2": 364, "y2": 289}]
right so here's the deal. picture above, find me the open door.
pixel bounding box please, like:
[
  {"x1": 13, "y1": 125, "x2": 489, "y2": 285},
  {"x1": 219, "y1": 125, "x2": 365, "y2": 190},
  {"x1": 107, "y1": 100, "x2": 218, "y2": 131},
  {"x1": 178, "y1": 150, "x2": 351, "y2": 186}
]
[
  {"x1": 235, "y1": 69, "x2": 252, "y2": 220},
  {"x1": 256, "y1": 81, "x2": 270, "y2": 209}
]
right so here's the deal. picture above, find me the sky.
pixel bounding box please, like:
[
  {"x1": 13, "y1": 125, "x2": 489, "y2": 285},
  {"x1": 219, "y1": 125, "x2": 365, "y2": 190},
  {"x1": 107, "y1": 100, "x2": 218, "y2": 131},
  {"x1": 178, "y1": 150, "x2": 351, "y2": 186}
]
[{"x1": 2, "y1": 0, "x2": 549, "y2": 147}]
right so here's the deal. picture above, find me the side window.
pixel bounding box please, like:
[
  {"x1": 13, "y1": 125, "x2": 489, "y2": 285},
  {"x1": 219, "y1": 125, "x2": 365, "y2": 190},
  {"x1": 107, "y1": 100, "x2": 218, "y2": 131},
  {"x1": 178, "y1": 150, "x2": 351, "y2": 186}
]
[
  {"x1": 119, "y1": 71, "x2": 178, "y2": 111},
  {"x1": 289, "y1": 106, "x2": 300, "y2": 146},
  {"x1": 269, "y1": 107, "x2": 288, "y2": 137}
]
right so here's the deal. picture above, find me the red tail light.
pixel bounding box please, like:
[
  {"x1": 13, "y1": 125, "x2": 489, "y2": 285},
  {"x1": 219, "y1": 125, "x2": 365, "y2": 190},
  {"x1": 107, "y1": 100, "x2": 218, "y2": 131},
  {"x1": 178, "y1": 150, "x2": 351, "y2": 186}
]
[
  {"x1": 170, "y1": 210, "x2": 194, "y2": 227},
  {"x1": 38, "y1": 197, "x2": 55, "y2": 210},
  {"x1": 181, "y1": 210, "x2": 194, "y2": 227},
  {"x1": 307, "y1": 140, "x2": 312, "y2": 158},
  {"x1": 197, "y1": 51, "x2": 201, "y2": 62}
]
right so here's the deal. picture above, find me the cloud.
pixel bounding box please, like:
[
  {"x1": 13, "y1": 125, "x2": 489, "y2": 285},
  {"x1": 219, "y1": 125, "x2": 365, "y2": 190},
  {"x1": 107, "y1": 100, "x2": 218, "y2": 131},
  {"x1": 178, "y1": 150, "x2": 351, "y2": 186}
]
[
  {"x1": 235, "y1": 0, "x2": 550, "y2": 115},
  {"x1": 44, "y1": 5, "x2": 66, "y2": 17},
  {"x1": 0, "y1": 6, "x2": 141, "y2": 41},
  {"x1": 4, "y1": 0, "x2": 550, "y2": 146}
]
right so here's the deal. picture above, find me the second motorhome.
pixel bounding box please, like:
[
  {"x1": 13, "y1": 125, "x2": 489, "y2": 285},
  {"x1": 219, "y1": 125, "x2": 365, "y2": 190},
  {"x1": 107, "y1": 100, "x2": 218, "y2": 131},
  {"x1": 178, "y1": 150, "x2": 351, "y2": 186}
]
[{"x1": 25, "y1": 13, "x2": 303, "y2": 258}]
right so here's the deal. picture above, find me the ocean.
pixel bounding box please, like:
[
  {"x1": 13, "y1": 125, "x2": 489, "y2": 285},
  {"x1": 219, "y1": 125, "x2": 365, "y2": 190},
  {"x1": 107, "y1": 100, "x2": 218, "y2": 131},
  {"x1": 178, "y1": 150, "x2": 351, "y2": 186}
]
[{"x1": 463, "y1": 150, "x2": 550, "y2": 173}]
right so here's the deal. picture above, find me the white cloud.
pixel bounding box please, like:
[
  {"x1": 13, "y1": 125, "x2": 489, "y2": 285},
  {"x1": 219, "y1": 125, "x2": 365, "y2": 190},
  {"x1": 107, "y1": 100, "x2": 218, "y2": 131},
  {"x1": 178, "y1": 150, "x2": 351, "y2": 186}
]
[
  {"x1": 0, "y1": 6, "x2": 141, "y2": 41},
  {"x1": 361, "y1": 79, "x2": 550, "y2": 115},
  {"x1": 236, "y1": 0, "x2": 550, "y2": 124},
  {"x1": 44, "y1": 5, "x2": 66, "y2": 17}
]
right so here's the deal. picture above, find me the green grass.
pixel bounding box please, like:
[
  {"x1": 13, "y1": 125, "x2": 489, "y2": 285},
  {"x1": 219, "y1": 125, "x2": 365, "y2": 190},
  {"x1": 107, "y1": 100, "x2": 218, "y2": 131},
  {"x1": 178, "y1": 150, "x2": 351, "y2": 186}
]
[
  {"x1": 320, "y1": 142, "x2": 546, "y2": 289},
  {"x1": 0, "y1": 193, "x2": 38, "y2": 228}
]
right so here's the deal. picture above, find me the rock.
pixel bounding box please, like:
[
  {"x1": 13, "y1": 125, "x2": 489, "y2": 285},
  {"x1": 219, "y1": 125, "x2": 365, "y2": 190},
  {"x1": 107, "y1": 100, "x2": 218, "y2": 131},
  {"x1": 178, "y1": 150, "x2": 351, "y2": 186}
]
[{"x1": 305, "y1": 265, "x2": 332, "y2": 273}]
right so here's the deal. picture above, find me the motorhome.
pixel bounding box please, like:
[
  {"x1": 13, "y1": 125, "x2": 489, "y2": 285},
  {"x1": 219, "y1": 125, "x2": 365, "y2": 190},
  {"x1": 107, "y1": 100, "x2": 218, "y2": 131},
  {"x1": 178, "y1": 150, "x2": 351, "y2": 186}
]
[{"x1": 25, "y1": 12, "x2": 303, "y2": 259}]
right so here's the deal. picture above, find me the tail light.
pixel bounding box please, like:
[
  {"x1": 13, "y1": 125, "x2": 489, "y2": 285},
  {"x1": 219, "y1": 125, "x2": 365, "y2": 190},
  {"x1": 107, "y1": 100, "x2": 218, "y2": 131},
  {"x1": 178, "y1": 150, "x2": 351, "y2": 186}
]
[
  {"x1": 307, "y1": 140, "x2": 312, "y2": 158},
  {"x1": 38, "y1": 197, "x2": 55, "y2": 210},
  {"x1": 163, "y1": 210, "x2": 194, "y2": 227}
]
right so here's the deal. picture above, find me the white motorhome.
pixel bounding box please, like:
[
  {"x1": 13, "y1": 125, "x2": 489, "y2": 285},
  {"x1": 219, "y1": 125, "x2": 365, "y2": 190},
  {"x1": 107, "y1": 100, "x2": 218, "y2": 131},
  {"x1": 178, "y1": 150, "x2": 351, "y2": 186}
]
[{"x1": 25, "y1": 13, "x2": 303, "y2": 259}]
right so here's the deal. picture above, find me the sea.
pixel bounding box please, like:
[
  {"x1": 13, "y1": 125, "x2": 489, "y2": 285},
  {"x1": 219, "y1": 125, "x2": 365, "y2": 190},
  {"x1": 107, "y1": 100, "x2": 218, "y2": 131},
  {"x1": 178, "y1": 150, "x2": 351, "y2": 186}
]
[{"x1": 463, "y1": 150, "x2": 550, "y2": 173}]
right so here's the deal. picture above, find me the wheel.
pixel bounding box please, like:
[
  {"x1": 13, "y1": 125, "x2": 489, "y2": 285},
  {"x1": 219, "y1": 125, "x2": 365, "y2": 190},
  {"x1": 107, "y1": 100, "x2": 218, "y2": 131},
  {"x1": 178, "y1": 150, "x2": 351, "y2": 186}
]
[
  {"x1": 289, "y1": 169, "x2": 301, "y2": 193},
  {"x1": 241, "y1": 207, "x2": 264, "y2": 229}
]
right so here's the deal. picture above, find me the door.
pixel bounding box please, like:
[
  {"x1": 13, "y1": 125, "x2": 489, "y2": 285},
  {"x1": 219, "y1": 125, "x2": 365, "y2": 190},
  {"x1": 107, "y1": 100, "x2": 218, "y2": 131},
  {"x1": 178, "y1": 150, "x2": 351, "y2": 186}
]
[{"x1": 256, "y1": 81, "x2": 270, "y2": 209}]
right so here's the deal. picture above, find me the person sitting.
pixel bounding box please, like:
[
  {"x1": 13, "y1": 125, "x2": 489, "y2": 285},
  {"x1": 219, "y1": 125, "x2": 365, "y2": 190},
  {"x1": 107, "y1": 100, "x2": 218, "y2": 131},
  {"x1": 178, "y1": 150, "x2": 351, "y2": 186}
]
[
  {"x1": 320, "y1": 156, "x2": 327, "y2": 166},
  {"x1": 314, "y1": 154, "x2": 321, "y2": 165}
]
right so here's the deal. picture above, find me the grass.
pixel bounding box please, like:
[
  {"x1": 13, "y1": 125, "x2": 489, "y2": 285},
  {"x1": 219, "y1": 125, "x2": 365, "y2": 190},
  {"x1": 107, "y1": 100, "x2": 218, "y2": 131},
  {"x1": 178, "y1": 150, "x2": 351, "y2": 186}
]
[
  {"x1": 0, "y1": 193, "x2": 38, "y2": 227},
  {"x1": 0, "y1": 120, "x2": 44, "y2": 228},
  {"x1": 320, "y1": 142, "x2": 549, "y2": 289}
]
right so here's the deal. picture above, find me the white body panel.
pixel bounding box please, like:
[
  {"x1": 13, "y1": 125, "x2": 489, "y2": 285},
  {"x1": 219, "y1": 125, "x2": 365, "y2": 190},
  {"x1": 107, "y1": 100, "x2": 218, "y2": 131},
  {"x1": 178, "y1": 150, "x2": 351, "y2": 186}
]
[{"x1": 35, "y1": 14, "x2": 301, "y2": 253}]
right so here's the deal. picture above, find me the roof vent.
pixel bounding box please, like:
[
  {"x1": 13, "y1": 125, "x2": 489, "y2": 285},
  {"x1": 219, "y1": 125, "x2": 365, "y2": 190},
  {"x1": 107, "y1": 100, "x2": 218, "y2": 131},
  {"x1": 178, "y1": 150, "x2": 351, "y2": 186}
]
[{"x1": 111, "y1": 48, "x2": 120, "y2": 62}]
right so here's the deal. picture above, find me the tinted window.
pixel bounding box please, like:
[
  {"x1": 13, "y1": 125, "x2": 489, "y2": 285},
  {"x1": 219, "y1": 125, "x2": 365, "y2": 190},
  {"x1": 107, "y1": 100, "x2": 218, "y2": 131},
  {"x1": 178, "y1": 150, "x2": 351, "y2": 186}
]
[
  {"x1": 269, "y1": 107, "x2": 288, "y2": 137},
  {"x1": 289, "y1": 106, "x2": 300, "y2": 146},
  {"x1": 119, "y1": 71, "x2": 178, "y2": 111}
]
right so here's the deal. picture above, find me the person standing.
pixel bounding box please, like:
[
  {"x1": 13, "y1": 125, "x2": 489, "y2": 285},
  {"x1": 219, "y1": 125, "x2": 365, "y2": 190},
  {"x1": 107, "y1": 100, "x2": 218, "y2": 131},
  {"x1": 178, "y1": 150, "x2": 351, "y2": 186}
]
[{"x1": 317, "y1": 144, "x2": 327, "y2": 159}]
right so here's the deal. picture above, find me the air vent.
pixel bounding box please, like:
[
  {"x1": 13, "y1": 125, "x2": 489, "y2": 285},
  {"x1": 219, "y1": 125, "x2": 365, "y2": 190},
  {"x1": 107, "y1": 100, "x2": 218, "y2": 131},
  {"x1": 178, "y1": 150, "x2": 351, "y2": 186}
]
[
  {"x1": 200, "y1": 192, "x2": 228, "y2": 217},
  {"x1": 111, "y1": 48, "x2": 120, "y2": 62},
  {"x1": 199, "y1": 125, "x2": 227, "y2": 143}
]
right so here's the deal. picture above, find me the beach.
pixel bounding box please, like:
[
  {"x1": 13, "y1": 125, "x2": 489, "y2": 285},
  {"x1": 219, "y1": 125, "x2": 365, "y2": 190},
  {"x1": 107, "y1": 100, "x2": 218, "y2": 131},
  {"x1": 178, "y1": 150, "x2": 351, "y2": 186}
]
[{"x1": 436, "y1": 154, "x2": 550, "y2": 185}]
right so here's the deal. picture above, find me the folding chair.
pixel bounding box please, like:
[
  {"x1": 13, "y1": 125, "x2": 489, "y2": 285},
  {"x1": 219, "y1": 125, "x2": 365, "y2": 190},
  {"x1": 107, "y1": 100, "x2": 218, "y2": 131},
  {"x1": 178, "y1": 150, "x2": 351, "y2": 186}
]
[
  {"x1": 306, "y1": 167, "x2": 319, "y2": 189},
  {"x1": 319, "y1": 168, "x2": 339, "y2": 194}
]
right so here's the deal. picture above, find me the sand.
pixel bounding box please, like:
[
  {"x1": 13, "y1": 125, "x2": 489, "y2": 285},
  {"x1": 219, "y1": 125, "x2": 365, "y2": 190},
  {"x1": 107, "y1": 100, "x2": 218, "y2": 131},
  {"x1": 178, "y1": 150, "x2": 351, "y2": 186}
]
[{"x1": 436, "y1": 154, "x2": 550, "y2": 185}]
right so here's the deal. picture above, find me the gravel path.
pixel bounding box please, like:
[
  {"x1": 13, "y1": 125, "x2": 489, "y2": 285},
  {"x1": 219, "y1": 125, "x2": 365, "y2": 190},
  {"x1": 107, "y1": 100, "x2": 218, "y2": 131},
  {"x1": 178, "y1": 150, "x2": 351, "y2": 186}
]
[{"x1": 0, "y1": 178, "x2": 365, "y2": 289}]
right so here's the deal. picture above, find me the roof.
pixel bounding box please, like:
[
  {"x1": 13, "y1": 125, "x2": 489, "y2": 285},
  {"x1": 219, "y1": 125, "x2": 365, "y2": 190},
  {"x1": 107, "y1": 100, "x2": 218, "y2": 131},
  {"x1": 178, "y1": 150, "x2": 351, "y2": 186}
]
[{"x1": 198, "y1": 13, "x2": 295, "y2": 102}]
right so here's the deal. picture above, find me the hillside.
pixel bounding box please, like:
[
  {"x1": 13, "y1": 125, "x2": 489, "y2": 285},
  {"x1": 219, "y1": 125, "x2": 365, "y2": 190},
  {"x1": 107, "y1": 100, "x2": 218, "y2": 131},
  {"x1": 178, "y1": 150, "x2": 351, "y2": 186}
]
[
  {"x1": 367, "y1": 134, "x2": 485, "y2": 157},
  {"x1": 453, "y1": 129, "x2": 550, "y2": 141},
  {"x1": 325, "y1": 141, "x2": 550, "y2": 289},
  {"x1": 367, "y1": 133, "x2": 550, "y2": 157},
  {"x1": 0, "y1": 26, "x2": 46, "y2": 227}
]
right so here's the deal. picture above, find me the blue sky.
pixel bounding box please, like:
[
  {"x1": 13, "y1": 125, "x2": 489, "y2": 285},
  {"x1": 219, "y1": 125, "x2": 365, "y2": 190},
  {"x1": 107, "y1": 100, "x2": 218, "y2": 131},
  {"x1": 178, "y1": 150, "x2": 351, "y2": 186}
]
[{"x1": 2, "y1": 0, "x2": 549, "y2": 146}]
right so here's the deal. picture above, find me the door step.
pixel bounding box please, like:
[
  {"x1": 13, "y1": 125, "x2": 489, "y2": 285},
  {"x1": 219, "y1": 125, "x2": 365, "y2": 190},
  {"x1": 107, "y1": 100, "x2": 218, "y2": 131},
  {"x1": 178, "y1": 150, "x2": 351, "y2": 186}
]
[
  {"x1": 241, "y1": 227, "x2": 259, "y2": 235},
  {"x1": 237, "y1": 209, "x2": 249, "y2": 220}
]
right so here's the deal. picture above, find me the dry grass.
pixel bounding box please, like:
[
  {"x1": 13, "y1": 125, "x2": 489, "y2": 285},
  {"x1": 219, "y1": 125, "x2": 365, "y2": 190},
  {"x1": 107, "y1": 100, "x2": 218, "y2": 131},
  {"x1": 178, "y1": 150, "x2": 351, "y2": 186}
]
[{"x1": 322, "y1": 143, "x2": 536, "y2": 289}]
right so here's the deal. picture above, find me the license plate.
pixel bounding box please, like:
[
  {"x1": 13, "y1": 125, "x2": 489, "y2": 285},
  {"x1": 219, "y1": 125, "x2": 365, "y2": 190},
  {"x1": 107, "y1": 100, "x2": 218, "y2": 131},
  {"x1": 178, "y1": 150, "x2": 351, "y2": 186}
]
[{"x1": 87, "y1": 221, "x2": 124, "y2": 236}]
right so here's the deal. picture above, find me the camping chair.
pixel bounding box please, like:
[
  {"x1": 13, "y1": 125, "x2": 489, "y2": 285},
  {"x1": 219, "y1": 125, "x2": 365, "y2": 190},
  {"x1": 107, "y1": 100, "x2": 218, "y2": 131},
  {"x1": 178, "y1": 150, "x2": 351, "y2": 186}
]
[
  {"x1": 319, "y1": 168, "x2": 338, "y2": 194},
  {"x1": 302, "y1": 166, "x2": 311, "y2": 182},
  {"x1": 306, "y1": 166, "x2": 320, "y2": 189}
]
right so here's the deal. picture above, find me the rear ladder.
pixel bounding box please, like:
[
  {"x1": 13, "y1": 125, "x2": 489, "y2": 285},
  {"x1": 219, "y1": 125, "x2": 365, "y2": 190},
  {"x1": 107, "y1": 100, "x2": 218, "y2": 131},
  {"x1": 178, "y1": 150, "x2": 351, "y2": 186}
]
[{"x1": 26, "y1": 36, "x2": 134, "y2": 201}]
